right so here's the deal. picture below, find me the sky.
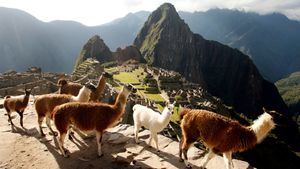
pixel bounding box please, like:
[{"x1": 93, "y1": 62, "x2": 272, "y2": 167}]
[{"x1": 0, "y1": 0, "x2": 299, "y2": 26}]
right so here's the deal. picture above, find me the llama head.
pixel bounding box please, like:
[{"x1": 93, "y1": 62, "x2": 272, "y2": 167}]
[
  {"x1": 123, "y1": 83, "x2": 137, "y2": 94},
  {"x1": 24, "y1": 88, "x2": 31, "y2": 96},
  {"x1": 102, "y1": 71, "x2": 113, "y2": 78},
  {"x1": 251, "y1": 108, "x2": 276, "y2": 143},
  {"x1": 57, "y1": 79, "x2": 68, "y2": 86},
  {"x1": 84, "y1": 82, "x2": 97, "y2": 93},
  {"x1": 168, "y1": 101, "x2": 176, "y2": 110}
]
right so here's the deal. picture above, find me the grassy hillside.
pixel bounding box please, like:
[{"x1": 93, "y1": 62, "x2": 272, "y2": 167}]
[{"x1": 276, "y1": 71, "x2": 300, "y2": 113}]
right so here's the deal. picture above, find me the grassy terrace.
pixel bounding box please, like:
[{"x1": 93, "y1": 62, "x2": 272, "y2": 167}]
[{"x1": 105, "y1": 66, "x2": 180, "y2": 123}]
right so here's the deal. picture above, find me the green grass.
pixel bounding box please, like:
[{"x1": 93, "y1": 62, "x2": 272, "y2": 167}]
[
  {"x1": 171, "y1": 106, "x2": 181, "y2": 124},
  {"x1": 110, "y1": 66, "x2": 165, "y2": 103},
  {"x1": 105, "y1": 67, "x2": 119, "y2": 74},
  {"x1": 143, "y1": 92, "x2": 165, "y2": 102},
  {"x1": 114, "y1": 72, "x2": 141, "y2": 84}
]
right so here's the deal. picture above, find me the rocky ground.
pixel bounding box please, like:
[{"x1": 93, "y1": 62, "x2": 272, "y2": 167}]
[{"x1": 0, "y1": 99, "x2": 253, "y2": 169}]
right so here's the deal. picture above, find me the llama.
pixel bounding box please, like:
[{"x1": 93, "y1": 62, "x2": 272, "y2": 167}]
[
  {"x1": 58, "y1": 71, "x2": 112, "y2": 101},
  {"x1": 53, "y1": 84, "x2": 136, "y2": 157},
  {"x1": 132, "y1": 102, "x2": 175, "y2": 151},
  {"x1": 179, "y1": 108, "x2": 275, "y2": 169},
  {"x1": 35, "y1": 84, "x2": 96, "y2": 137},
  {"x1": 3, "y1": 88, "x2": 31, "y2": 128}
]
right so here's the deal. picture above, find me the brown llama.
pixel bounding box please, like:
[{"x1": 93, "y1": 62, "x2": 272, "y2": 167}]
[
  {"x1": 53, "y1": 84, "x2": 136, "y2": 157},
  {"x1": 3, "y1": 88, "x2": 31, "y2": 128},
  {"x1": 58, "y1": 71, "x2": 113, "y2": 101},
  {"x1": 179, "y1": 108, "x2": 275, "y2": 169},
  {"x1": 35, "y1": 84, "x2": 96, "y2": 137}
]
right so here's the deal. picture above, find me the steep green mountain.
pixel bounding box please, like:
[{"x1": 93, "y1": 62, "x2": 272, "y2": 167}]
[
  {"x1": 179, "y1": 9, "x2": 300, "y2": 81},
  {"x1": 134, "y1": 3, "x2": 286, "y2": 116},
  {"x1": 134, "y1": 4, "x2": 300, "y2": 168},
  {"x1": 276, "y1": 72, "x2": 300, "y2": 113},
  {"x1": 74, "y1": 35, "x2": 113, "y2": 69}
]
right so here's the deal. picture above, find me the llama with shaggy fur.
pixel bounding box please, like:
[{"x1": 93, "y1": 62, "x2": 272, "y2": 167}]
[
  {"x1": 4, "y1": 89, "x2": 31, "y2": 128},
  {"x1": 53, "y1": 84, "x2": 136, "y2": 157},
  {"x1": 133, "y1": 102, "x2": 175, "y2": 150},
  {"x1": 58, "y1": 72, "x2": 112, "y2": 101},
  {"x1": 35, "y1": 84, "x2": 95, "y2": 137},
  {"x1": 179, "y1": 108, "x2": 275, "y2": 169}
]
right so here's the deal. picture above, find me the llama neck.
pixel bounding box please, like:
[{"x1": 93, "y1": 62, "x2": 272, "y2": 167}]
[
  {"x1": 72, "y1": 87, "x2": 91, "y2": 102},
  {"x1": 158, "y1": 107, "x2": 172, "y2": 127},
  {"x1": 250, "y1": 113, "x2": 275, "y2": 143},
  {"x1": 95, "y1": 75, "x2": 106, "y2": 96},
  {"x1": 114, "y1": 89, "x2": 129, "y2": 115},
  {"x1": 23, "y1": 95, "x2": 30, "y2": 105}
]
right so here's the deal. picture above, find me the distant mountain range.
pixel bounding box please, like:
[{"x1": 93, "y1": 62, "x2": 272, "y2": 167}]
[
  {"x1": 0, "y1": 7, "x2": 148, "y2": 73},
  {"x1": 0, "y1": 7, "x2": 299, "y2": 81}
]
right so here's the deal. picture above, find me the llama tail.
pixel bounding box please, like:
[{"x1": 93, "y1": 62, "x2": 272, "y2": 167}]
[
  {"x1": 250, "y1": 113, "x2": 275, "y2": 143},
  {"x1": 4, "y1": 95, "x2": 11, "y2": 99}
]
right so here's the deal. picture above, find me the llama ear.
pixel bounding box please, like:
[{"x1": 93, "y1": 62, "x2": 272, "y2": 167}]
[{"x1": 262, "y1": 107, "x2": 268, "y2": 112}]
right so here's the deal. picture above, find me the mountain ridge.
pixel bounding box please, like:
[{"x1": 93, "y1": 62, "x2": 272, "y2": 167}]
[{"x1": 0, "y1": 7, "x2": 299, "y2": 81}]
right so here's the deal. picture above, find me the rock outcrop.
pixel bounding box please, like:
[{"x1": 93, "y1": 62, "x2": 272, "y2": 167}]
[
  {"x1": 113, "y1": 45, "x2": 144, "y2": 63},
  {"x1": 74, "y1": 35, "x2": 113, "y2": 70}
]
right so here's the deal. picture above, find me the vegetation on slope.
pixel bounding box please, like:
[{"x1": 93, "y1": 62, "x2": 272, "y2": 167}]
[{"x1": 276, "y1": 71, "x2": 300, "y2": 113}]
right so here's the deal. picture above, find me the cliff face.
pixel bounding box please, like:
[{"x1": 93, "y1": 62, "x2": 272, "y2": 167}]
[
  {"x1": 134, "y1": 3, "x2": 287, "y2": 116},
  {"x1": 74, "y1": 35, "x2": 113, "y2": 69}
]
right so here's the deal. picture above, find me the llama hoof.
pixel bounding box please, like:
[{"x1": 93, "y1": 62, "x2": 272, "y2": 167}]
[
  {"x1": 68, "y1": 135, "x2": 74, "y2": 140},
  {"x1": 49, "y1": 131, "x2": 58, "y2": 136},
  {"x1": 185, "y1": 164, "x2": 192, "y2": 169},
  {"x1": 97, "y1": 154, "x2": 104, "y2": 158},
  {"x1": 63, "y1": 154, "x2": 70, "y2": 158},
  {"x1": 179, "y1": 158, "x2": 184, "y2": 162},
  {"x1": 40, "y1": 133, "x2": 46, "y2": 138}
]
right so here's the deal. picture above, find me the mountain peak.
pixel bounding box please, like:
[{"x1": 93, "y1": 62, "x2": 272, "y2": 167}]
[
  {"x1": 134, "y1": 3, "x2": 287, "y2": 116},
  {"x1": 134, "y1": 3, "x2": 192, "y2": 64},
  {"x1": 74, "y1": 35, "x2": 112, "y2": 69}
]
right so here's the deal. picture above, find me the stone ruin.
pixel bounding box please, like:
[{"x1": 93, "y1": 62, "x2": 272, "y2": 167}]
[
  {"x1": 0, "y1": 67, "x2": 66, "y2": 98},
  {"x1": 72, "y1": 58, "x2": 104, "y2": 81}
]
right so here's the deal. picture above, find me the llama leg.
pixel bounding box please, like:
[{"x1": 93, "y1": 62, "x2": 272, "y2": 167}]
[
  {"x1": 96, "y1": 131, "x2": 103, "y2": 157},
  {"x1": 223, "y1": 152, "x2": 233, "y2": 169},
  {"x1": 179, "y1": 139, "x2": 184, "y2": 162},
  {"x1": 68, "y1": 126, "x2": 74, "y2": 140},
  {"x1": 201, "y1": 149, "x2": 215, "y2": 168},
  {"x1": 148, "y1": 132, "x2": 153, "y2": 147},
  {"x1": 7, "y1": 112, "x2": 14, "y2": 126},
  {"x1": 153, "y1": 132, "x2": 159, "y2": 151},
  {"x1": 38, "y1": 116, "x2": 45, "y2": 137},
  {"x1": 17, "y1": 111, "x2": 24, "y2": 128},
  {"x1": 181, "y1": 137, "x2": 196, "y2": 168},
  {"x1": 134, "y1": 123, "x2": 141, "y2": 143},
  {"x1": 58, "y1": 132, "x2": 68, "y2": 158},
  {"x1": 46, "y1": 117, "x2": 57, "y2": 136}
]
